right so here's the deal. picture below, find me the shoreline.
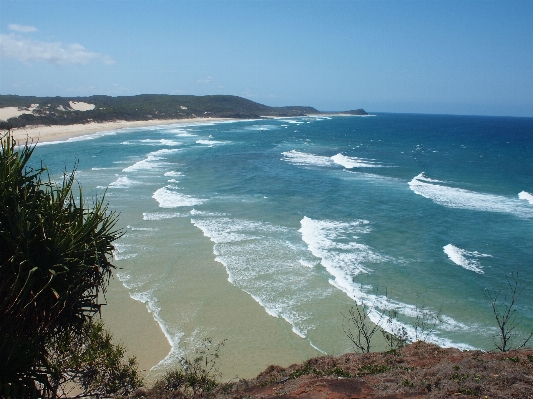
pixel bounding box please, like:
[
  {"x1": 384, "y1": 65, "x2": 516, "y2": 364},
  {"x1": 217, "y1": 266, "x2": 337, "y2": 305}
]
[
  {"x1": 101, "y1": 275, "x2": 171, "y2": 382},
  {"x1": 7, "y1": 114, "x2": 363, "y2": 144},
  {"x1": 11, "y1": 115, "x2": 323, "y2": 381},
  {"x1": 8, "y1": 114, "x2": 374, "y2": 382},
  {"x1": 9, "y1": 118, "x2": 237, "y2": 144}
]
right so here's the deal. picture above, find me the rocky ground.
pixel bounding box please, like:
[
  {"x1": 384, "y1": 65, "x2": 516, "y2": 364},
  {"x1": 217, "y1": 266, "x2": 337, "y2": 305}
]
[{"x1": 209, "y1": 342, "x2": 533, "y2": 399}]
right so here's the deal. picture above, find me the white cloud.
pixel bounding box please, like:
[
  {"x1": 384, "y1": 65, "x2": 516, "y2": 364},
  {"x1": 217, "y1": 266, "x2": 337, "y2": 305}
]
[
  {"x1": 197, "y1": 76, "x2": 213, "y2": 83},
  {"x1": 8, "y1": 24, "x2": 38, "y2": 33},
  {"x1": 0, "y1": 33, "x2": 115, "y2": 65}
]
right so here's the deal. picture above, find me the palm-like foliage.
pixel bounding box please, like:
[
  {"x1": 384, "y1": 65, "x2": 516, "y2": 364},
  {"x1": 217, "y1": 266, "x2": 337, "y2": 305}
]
[{"x1": 0, "y1": 131, "x2": 122, "y2": 398}]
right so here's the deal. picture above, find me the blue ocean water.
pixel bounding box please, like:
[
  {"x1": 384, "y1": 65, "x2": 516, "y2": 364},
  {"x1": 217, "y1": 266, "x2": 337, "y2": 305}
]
[{"x1": 31, "y1": 113, "x2": 533, "y2": 363}]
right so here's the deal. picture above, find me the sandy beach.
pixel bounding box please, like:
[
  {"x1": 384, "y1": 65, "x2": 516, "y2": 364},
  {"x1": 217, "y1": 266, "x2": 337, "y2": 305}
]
[
  {"x1": 7, "y1": 116, "x2": 324, "y2": 382},
  {"x1": 9, "y1": 118, "x2": 235, "y2": 144},
  {"x1": 6, "y1": 117, "x2": 234, "y2": 381},
  {"x1": 7, "y1": 115, "x2": 360, "y2": 144},
  {"x1": 101, "y1": 276, "x2": 171, "y2": 381}
]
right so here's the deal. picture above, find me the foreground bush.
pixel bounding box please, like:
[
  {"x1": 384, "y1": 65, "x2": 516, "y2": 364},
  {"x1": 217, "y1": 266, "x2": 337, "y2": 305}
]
[
  {"x1": 0, "y1": 131, "x2": 124, "y2": 397},
  {"x1": 133, "y1": 339, "x2": 225, "y2": 399},
  {"x1": 49, "y1": 320, "x2": 142, "y2": 397}
]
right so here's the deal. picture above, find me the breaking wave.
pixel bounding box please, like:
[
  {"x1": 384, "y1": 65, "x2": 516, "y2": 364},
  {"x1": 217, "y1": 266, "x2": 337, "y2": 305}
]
[
  {"x1": 409, "y1": 173, "x2": 533, "y2": 219},
  {"x1": 443, "y1": 244, "x2": 491, "y2": 274},
  {"x1": 282, "y1": 150, "x2": 383, "y2": 168},
  {"x1": 152, "y1": 186, "x2": 206, "y2": 208},
  {"x1": 299, "y1": 216, "x2": 476, "y2": 349}
]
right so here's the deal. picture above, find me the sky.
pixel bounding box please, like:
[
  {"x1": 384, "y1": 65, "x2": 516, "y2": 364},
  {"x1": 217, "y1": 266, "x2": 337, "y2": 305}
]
[{"x1": 0, "y1": 0, "x2": 532, "y2": 117}]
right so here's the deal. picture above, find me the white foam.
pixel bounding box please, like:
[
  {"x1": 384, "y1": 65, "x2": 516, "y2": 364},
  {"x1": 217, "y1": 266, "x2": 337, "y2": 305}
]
[
  {"x1": 331, "y1": 153, "x2": 382, "y2": 168},
  {"x1": 126, "y1": 225, "x2": 157, "y2": 231},
  {"x1": 164, "y1": 127, "x2": 189, "y2": 133},
  {"x1": 282, "y1": 150, "x2": 383, "y2": 169},
  {"x1": 191, "y1": 217, "x2": 334, "y2": 339},
  {"x1": 189, "y1": 209, "x2": 228, "y2": 216},
  {"x1": 329, "y1": 279, "x2": 476, "y2": 350},
  {"x1": 409, "y1": 173, "x2": 533, "y2": 218},
  {"x1": 196, "y1": 139, "x2": 225, "y2": 146},
  {"x1": 438, "y1": 315, "x2": 477, "y2": 332},
  {"x1": 122, "y1": 156, "x2": 161, "y2": 172},
  {"x1": 192, "y1": 217, "x2": 263, "y2": 243},
  {"x1": 307, "y1": 116, "x2": 331, "y2": 121},
  {"x1": 36, "y1": 130, "x2": 118, "y2": 146},
  {"x1": 151, "y1": 148, "x2": 182, "y2": 156},
  {"x1": 298, "y1": 259, "x2": 318, "y2": 268},
  {"x1": 519, "y1": 191, "x2": 533, "y2": 205},
  {"x1": 125, "y1": 289, "x2": 186, "y2": 371},
  {"x1": 299, "y1": 216, "x2": 380, "y2": 277},
  {"x1": 443, "y1": 244, "x2": 490, "y2": 274},
  {"x1": 309, "y1": 342, "x2": 327, "y2": 354},
  {"x1": 281, "y1": 150, "x2": 334, "y2": 167},
  {"x1": 122, "y1": 148, "x2": 181, "y2": 172},
  {"x1": 142, "y1": 212, "x2": 186, "y2": 220},
  {"x1": 164, "y1": 171, "x2": 183, "y2": 177},
  {"x1": 137, "y1": 139, "x2": 183, "y2": 146},
  {"x1": 112, "y1": 242, "x2": 138, "y2": 260},
  {"x1": 108, "y1": 176, "x2": 141, "y2": 188},
  {"x1": 152, "y1": 186, "x2": 206, "y2": 208},
  {"x1": 299, "y1": 216, "x2": 475, "y2": 350},
  {"x1": 245, "y1": 124, "x2": 279, "y2": 131}
]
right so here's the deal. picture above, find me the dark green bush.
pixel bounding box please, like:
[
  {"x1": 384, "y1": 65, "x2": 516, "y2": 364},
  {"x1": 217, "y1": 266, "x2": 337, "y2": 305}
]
[
  {"x1": 152, "y1": 339, "x2": 225, "y2": 398},
  {"x1": 0, "y1": 131, "x2": 123, "y2": 397}
]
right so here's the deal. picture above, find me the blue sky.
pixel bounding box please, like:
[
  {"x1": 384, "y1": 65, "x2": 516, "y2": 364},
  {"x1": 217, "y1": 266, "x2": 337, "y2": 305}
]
[{"x1": 0, "y1": 0, "x2": 532, "y2": 117}]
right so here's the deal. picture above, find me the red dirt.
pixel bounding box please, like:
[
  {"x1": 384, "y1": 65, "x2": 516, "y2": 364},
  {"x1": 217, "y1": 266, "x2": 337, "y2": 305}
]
[{"x1": 214, "y1": 342, "x2": 533, "y2": 399}]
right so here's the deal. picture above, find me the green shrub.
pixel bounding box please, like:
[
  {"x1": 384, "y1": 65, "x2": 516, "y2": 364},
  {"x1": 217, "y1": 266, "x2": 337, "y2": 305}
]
[
  {"x1": 0, "y1": 131, "x2": 122, "y2": 397},
  {"x1": 152, "y1": 338, "x2": 225, "y2": 398},
  {"x1": 48, "y1": 319, "x2": 142, "y2": 397}
]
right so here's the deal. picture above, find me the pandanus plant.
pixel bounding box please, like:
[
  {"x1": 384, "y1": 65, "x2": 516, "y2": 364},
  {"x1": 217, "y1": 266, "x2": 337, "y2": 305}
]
[{"x1": 0, "y1": 131, "x2": 122, "y2": 398}]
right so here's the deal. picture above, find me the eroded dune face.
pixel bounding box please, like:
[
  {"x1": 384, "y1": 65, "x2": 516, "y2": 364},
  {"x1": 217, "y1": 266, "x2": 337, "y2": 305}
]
[
  {"x1": 0, "y1": 102, "x2": 95, "y2": 121},
  {"x1": 69, "y1": 101, "x2": 95, "y2": 111},
  {"x1": 0, "y1": 104, "x2": 39, "y2": 121}
]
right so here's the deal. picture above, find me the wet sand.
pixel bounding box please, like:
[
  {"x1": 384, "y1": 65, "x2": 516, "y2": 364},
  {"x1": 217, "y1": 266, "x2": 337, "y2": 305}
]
[
  {"x1": 100, "y1": 276, "x2": 171, "y2": 381},
  {"x1": 103, "y1": 214, "x2": 323, "y2": 383}
]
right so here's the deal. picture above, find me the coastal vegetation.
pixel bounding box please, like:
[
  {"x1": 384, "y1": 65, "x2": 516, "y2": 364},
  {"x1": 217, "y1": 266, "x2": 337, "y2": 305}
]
[
  {"x1": 201, "y1": 341, "x2": 533, "y2": 399},
  {"x1": 0, "y1": 94, "x2": 337, "y2": 129},
  {"x1": 0, "y1": 94, "x2": 368, "y2": 129},
  {"x1": 0, "y1": 131, "x2": 140, "y2": 398}
]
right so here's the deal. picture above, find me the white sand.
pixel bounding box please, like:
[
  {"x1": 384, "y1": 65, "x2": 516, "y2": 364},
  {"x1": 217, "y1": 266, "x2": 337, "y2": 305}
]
[
  {"x1": 69, "y1": 101, "x2": 95, "y2": 111},
  {"x1": 0, "y1": 104, "x2": 38, "y2": 120},
  {"x1": 9, "y1": 118, "x2": 234, "y2": 144},
  {"x1": 0, "y1": 102, "x2": 94, "y2": 122}
]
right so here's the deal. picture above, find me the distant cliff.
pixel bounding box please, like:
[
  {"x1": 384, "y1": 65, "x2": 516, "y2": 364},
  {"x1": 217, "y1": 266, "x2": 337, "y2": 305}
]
[{"x1": 344, "y1": 109, "x2": 368, "y2": 115}]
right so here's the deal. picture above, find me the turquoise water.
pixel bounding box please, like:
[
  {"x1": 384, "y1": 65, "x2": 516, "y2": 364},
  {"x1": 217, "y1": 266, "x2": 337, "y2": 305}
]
[{"x1": 32, "y1": 113, "x2": 533, "y2": 365}]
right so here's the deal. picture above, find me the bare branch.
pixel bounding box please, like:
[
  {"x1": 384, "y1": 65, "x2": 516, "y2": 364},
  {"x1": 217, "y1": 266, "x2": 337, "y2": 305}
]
[{"x1": 485, "y1": 271, "x2": 532, "y2": 352}]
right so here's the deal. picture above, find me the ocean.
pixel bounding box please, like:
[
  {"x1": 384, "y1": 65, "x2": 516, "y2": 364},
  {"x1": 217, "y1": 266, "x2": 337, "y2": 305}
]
[{"x1": 31, "y1": 113, "x2": 533, "y2": 375}]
